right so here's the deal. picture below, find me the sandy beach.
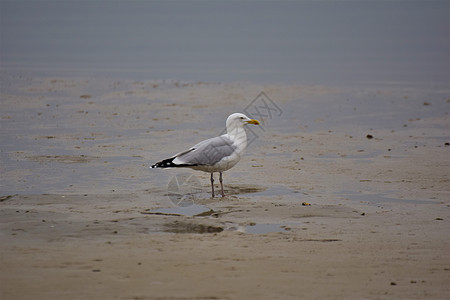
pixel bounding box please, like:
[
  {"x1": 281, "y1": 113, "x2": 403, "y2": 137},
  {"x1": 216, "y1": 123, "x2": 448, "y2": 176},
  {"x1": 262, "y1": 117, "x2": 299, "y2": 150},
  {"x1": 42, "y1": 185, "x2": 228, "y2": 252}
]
[{"x1": 0, "y1": 74, "x2": 449, "y2": 299}]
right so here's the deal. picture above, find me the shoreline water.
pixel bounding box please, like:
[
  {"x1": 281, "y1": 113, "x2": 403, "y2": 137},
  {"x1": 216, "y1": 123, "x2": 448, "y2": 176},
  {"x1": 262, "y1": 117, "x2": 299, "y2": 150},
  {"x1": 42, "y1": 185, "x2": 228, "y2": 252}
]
[{"x1": 1, "y1": 72, "x2": 449, "y2": 299}]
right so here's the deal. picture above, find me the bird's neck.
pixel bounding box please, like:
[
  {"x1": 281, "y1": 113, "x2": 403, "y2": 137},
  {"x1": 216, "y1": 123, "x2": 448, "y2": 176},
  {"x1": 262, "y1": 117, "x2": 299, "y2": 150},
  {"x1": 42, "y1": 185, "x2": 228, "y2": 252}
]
[{"x1": 227, "y1": 124, "x2": 247, "y2": 149}]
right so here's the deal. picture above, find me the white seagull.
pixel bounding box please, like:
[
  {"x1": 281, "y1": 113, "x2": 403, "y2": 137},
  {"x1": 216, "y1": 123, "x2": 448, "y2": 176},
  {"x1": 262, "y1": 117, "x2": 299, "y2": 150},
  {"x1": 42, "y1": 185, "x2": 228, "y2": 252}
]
[{"x1": 151, "y1": 113, "x2": 260, "y2": 197}]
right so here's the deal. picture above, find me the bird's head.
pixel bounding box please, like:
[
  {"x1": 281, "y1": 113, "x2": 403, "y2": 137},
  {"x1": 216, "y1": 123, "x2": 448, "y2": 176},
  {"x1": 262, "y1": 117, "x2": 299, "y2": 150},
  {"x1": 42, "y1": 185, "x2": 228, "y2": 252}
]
[{"x1": 226, "y1": 113, "x2": 260, "y2": 128}]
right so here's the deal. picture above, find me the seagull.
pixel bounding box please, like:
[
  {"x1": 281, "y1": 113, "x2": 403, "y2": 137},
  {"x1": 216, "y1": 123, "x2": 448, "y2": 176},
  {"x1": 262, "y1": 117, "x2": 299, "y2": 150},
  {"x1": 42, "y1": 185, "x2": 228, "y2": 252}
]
[{"x1": 151, "y1": 113, "x2": 260, "y2": 197}]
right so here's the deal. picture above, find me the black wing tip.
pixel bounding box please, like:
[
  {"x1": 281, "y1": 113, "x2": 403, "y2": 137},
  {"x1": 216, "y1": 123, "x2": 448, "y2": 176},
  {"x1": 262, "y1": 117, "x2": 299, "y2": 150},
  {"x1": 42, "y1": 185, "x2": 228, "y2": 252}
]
[
  {"x1": 151, "y1": 157, "x2": 176, "y2": 168},
  {"x1": 151, "y1": 157, "x2": 199, "y2": 169}
]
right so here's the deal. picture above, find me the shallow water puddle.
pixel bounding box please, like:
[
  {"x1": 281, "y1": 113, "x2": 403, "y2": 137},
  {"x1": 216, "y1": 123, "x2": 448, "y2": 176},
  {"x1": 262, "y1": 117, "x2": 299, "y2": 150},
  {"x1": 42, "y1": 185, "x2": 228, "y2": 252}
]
[
  {"x1": 144, "y1": 204, "x2": 212, "y2": 217},
  {"x1": 143, "y1": 205, "x2": 295, "y2": 234},
  {"x1": 245, "y1": 223, "x2": 290, "y2": 234},
  {"x1": 164, "y1": 220, "x2": 224, "y2": 234},
  {"x1": 160, "y1": 222, "x2": 292, "y2": 234}
]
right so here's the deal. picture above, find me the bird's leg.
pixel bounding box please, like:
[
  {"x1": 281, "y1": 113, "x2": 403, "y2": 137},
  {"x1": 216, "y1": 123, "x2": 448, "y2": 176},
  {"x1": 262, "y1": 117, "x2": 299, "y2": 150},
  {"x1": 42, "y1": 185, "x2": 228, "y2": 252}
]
[
  {"x1": 219, "y1": 172, "x2": 225, "y2": 197},
  {"x1": 210, "y1": 173, "x2": 215, "y2": 198}
]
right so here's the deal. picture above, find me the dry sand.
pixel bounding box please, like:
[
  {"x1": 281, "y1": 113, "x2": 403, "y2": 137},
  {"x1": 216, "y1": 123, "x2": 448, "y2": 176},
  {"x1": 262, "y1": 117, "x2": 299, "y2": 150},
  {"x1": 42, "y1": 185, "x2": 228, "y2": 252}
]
[{"x1": 1, "y1": 74, "x2": 449, "y2": 299}]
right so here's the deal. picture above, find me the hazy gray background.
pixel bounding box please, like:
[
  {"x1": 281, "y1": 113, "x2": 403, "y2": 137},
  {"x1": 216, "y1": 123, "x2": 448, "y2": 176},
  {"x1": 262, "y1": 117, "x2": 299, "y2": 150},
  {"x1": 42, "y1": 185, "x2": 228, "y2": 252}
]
[{"x1": 1, "y1": 0, "x2": 449, "y2": 84}]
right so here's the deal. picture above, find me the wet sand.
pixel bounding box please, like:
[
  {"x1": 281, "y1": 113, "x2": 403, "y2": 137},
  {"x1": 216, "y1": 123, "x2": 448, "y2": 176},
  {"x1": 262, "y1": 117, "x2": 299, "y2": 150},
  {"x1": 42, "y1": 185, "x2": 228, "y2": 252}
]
[{"x1": 1, "y1": 74, "x2": 449, "y2": 299}]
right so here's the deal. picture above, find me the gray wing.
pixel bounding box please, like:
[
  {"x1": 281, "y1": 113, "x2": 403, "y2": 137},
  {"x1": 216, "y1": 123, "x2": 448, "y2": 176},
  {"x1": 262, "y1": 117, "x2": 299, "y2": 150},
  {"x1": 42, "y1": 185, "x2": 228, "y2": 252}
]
[{"x1": 174, "y1": 135, "x2": 237, "y2": 166}]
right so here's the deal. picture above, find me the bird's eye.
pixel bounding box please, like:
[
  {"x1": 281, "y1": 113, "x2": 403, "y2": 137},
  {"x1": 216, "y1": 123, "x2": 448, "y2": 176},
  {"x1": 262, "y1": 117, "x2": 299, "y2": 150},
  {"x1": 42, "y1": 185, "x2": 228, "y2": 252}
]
[{"x1": 240, "y1": 117, "x2": 244, "y2": 119}]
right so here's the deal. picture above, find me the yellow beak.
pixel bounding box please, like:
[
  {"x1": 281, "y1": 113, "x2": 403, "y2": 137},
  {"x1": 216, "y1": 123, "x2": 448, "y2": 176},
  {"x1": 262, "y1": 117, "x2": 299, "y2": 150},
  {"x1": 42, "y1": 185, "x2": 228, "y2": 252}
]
[{"x1": 246, "y1": 119, "x2": 260, "y2": 125}]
